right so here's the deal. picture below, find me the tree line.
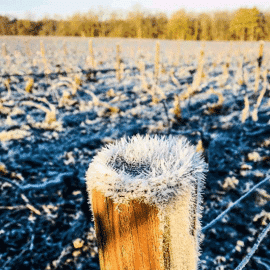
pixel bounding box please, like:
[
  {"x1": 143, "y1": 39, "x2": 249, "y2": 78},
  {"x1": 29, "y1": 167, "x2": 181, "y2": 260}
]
[{"x1": 0, "y1": 7, "x2": 269, "y2": 41}]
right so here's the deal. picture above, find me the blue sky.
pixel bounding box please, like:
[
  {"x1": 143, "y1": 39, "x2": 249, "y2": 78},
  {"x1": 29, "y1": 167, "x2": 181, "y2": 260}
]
[{"x1": 1, "y1": 0, "x2": 269, "y2": 20}]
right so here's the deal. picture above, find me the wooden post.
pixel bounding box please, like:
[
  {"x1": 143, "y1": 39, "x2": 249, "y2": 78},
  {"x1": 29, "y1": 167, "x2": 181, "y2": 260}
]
[{"x1": 85, "y1": 135, "x2": 208, "y2": 270}]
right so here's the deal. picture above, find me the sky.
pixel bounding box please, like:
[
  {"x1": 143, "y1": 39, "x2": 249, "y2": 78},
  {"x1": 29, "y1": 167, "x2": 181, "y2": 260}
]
[{"x1": 0, "y1": 0, "x2": 269, "y2": 20}]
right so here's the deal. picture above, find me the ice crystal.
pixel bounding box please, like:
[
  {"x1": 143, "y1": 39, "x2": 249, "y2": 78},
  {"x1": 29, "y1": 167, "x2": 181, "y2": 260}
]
[{"x1": 86, "y1": 134, "x2": 208, "y2": 211}]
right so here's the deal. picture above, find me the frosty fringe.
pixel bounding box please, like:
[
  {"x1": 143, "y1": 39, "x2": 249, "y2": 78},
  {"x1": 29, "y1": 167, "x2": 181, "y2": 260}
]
[{"x1": 86, "y1": 134, "x2": 207, "y2": 212}]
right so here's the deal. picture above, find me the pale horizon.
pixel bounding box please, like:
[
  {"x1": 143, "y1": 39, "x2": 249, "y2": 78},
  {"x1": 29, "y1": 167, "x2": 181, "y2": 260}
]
[{"x1": 1, "y1": 0, "x2": 270, "y2": 20}]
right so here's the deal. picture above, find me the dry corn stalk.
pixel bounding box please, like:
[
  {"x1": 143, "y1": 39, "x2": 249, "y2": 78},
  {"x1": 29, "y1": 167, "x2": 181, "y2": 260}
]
[
  {"x1": 116, "y1": 44, "x2": 121, "y2": 82},
  {"x1": 222, "y1": 64, "x2": 229, "y2": 81},
  {"x1": 0, "y1": 100, "x2": 11, "y2": 114},
  {"x1": 120, "y1": 63, "x2": 125, "y2": 81},
  {"x1": 219, "y1": 64, "x2": 229, "y2": 88},
  {"x1": 154, "y1": 41, "x2": 160, "y2": 84},
  {"x1": 205, "y1": 87, "x2": 224, "y2": 114},
  {"x1": 177, "y1": 42, "x2": 181, "y2": 66},
  {"x1": 154, "y1": 85, "x2": 166, "y2": 100},
  {"x1": 223, "y1": 63, "x2": 229, "y2": 84},
  {"x1": 85, "y1": 135, "x2": 208, "y2": 270},
  {"x1": 236, "y1": 57, "x2": 245, "y2": 86},
  {"x1": 4, "y1": 78, "x2": 11, "y2": 97},
  {"x1": 25, "y1": 78, "x2": 34, "y2": 93},
  {"x1": 196, "y1": 140, "x2": 204, "y2": 153},
  {"x1": 85, "y1": 89, "x2": 111, "y2": 109},
  {"x1": 63, "y1": 42, "x2": 68, "y2": 56},
  {"x1": 149, "y1": 84, "x2": 166, "y2": 104},
  {"x1": 192, "y1": 46, "x2": 205, "y2": 91},
  {"x1": 207, "y1": 87, "x2": 224, "y2": 106},
  {"x1": 71, "y1": 75, "x2": 82, "y2": 95},
  {"x1": 21, "y1": 101, "x2": 56, "y2": 125},
  {"x1": 40, "y1": 40, "x2": 45, "y2": 57},
  {"x1": 173, "y1": 94, "x2": 182, "y2": 121},
  {"x1": 59, "y1": 91, "x2": 75, "y2": 107},
  {"x1": 85, "y1": 90, "x2": 100, "y2": 106},
  {"x1": 88, "y1": 39, "x2": 95, "y2": 69},
  {"x1": 170, "y1": 69, "x2": 181, "y2": 88},
  {"x1": 75, "y1": 75, "x2": 82, "y2": 86},
  {"x1": 139, "y1": 60, "x2": 145, "y2": 76},
  {"x1": 40, "y1": 41, "x2": 50, "y2": 75},
  {"x1": 4, "y1": 78, "x2": 11, "y2": 90},
  {"x1": 130, "y1": 47, "x2": 135, "y2": 59},
  {"x1": 180, "y1": 85, "x2": 196, "y2": 102},
  {"x1": 0, "y1": 129, "x2": 31, "y2": 142},
  {"x1": 241, "y1": 95, "x2": 250, "y2": 123},
  {"x1": 257, "y1": 40, "x2": 264, "y2": 68},
  {"x1": 106, "y1": 88, "x2": 116, "y2": 98},
  {"x1": 2, "y1": 43, "x2": 7, "y2": 58},
  {"x1": 139, "y1": 60, "x2": 149, "y2": 91},
  {"x1": 243, "y1": 68, "x2": 249, "y2": 86},
  {"x1": 254, "y1": 41, "x2": 265, "y2": 92},
  {"x1": 137, "y1": 46, "x2": 142, "y2": 61},
  {"x1": 254, "y1": 62, "x2": 260, "y2": 93},
  {"x1": 252, "y1": 70, "x2": 268, "y2": 122},
  {"x1": 25, "y1": 41, "x2": 32, "y2": 57}
]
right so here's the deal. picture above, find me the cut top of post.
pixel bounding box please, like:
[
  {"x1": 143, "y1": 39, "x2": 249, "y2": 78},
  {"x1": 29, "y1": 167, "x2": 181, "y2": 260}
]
[{"x1": 85, "y1": 134, "x2": 208, "y2": 214}]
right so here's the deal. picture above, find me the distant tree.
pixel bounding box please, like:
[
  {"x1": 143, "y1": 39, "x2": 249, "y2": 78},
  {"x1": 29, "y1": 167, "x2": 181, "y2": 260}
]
[
  {"x1": 84, "y1": 11, "x2": 99, "y2": 37},
  {"x1": 39, "y1": 19, "x2": 57, "y2": 36},
  {"x1": 168, "y1": 9, "x2": 189, "y2": 39},
  {"x1": 11, "y1": 19, "x2": 41, "y2": 35},
  {"x1": 0, "y1": 6, "x2": 268, "y2": 40},
  {"x1": 198, "y1": 13, "x2": 213, "y2": 40},
  {"x1": 106, "y1": 12, "x2": 125, "y2": 37},
  {"x1": 0, "y1": 16, "x2": 11, "y2": 35},
  {"x1": 264, "y1": 12, "x2": 270, "y2": 40},
  {"x1": 230, "y1": 8, "x2": 267, "y2": 40},
  {"x1": 212, "y1": 12, "x2": 231, "y2": 40},
  {"x1": 146, "y1": 13, "x2": 167, "y2": 39},
  {"x1": 127, "y1": 10, "x2": 144, "y2": 38}
]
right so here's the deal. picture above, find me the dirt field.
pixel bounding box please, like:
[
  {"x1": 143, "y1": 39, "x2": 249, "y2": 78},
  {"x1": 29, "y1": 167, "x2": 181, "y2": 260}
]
[{"x1": 0, "y1": 36, "x2": 270, "y2": 269}]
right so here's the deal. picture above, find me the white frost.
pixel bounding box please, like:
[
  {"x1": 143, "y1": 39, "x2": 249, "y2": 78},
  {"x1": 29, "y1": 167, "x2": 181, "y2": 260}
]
[{"x1": 85, "y1": 134, "x2": 208, "y2": 212}]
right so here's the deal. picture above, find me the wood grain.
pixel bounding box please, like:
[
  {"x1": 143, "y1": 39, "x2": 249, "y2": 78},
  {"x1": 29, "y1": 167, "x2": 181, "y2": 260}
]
[{"x1": 91, "y1": 188, "x2": 165, "y2": 270}]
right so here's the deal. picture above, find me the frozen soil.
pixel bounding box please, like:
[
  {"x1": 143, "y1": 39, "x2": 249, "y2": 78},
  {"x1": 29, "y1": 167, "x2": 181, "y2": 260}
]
[{"x1": 0, "y1": 37, "x2": 270, "y2": 270}]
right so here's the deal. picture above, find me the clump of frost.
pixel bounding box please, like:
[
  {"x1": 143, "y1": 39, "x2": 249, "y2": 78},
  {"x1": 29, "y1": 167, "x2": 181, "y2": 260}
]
[{"x1": 85, "y1": 134, "x2": 208, "y2": 213}]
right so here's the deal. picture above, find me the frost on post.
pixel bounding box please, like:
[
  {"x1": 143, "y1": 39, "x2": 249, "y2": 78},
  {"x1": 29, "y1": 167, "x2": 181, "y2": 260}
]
[{"x1": 85, "y1": 134, "x2": 208, "y2": 270}]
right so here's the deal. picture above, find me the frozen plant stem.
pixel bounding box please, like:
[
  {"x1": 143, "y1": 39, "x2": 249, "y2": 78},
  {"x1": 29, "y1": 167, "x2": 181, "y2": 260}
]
[
  {"x1": 257, "y1": 40, "x2": 264, "y2": 69},
  {"x1": 116, "y1": 44, "x2": 121, "y2": 82},
  {"x1": 254, "y1": 41, "x2": 264, "y2": 93},
  {"x1": 155, "y1": 41, "x2": 160, "y2": 85},
  {"x1": 192, "y1": 46, "x2": 205, "y2": 91},
  {"x1": 40, "y1": 40, "x2": 49, "y2": 75},
  {"x1": 88, "y1": 39, "x2": 95, "y2": 69},
  {"x1": 241, "y1": 95, "x2": 250, "y2": 124},
  {"x1": 252, "y1": 70, "x2": 268, "y2": 122},
  {"x1": 2, "y1": 43, "x2": 7, "y2": 57},
  {"x1": 85, "y1": 135, "x2": 208, "y2": 270}
]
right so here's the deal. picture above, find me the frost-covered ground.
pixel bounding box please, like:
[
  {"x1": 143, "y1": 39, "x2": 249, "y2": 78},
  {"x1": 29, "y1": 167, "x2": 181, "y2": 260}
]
[{"x1": 0, "y1": 36, "x2": 270, "y2": 270}]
